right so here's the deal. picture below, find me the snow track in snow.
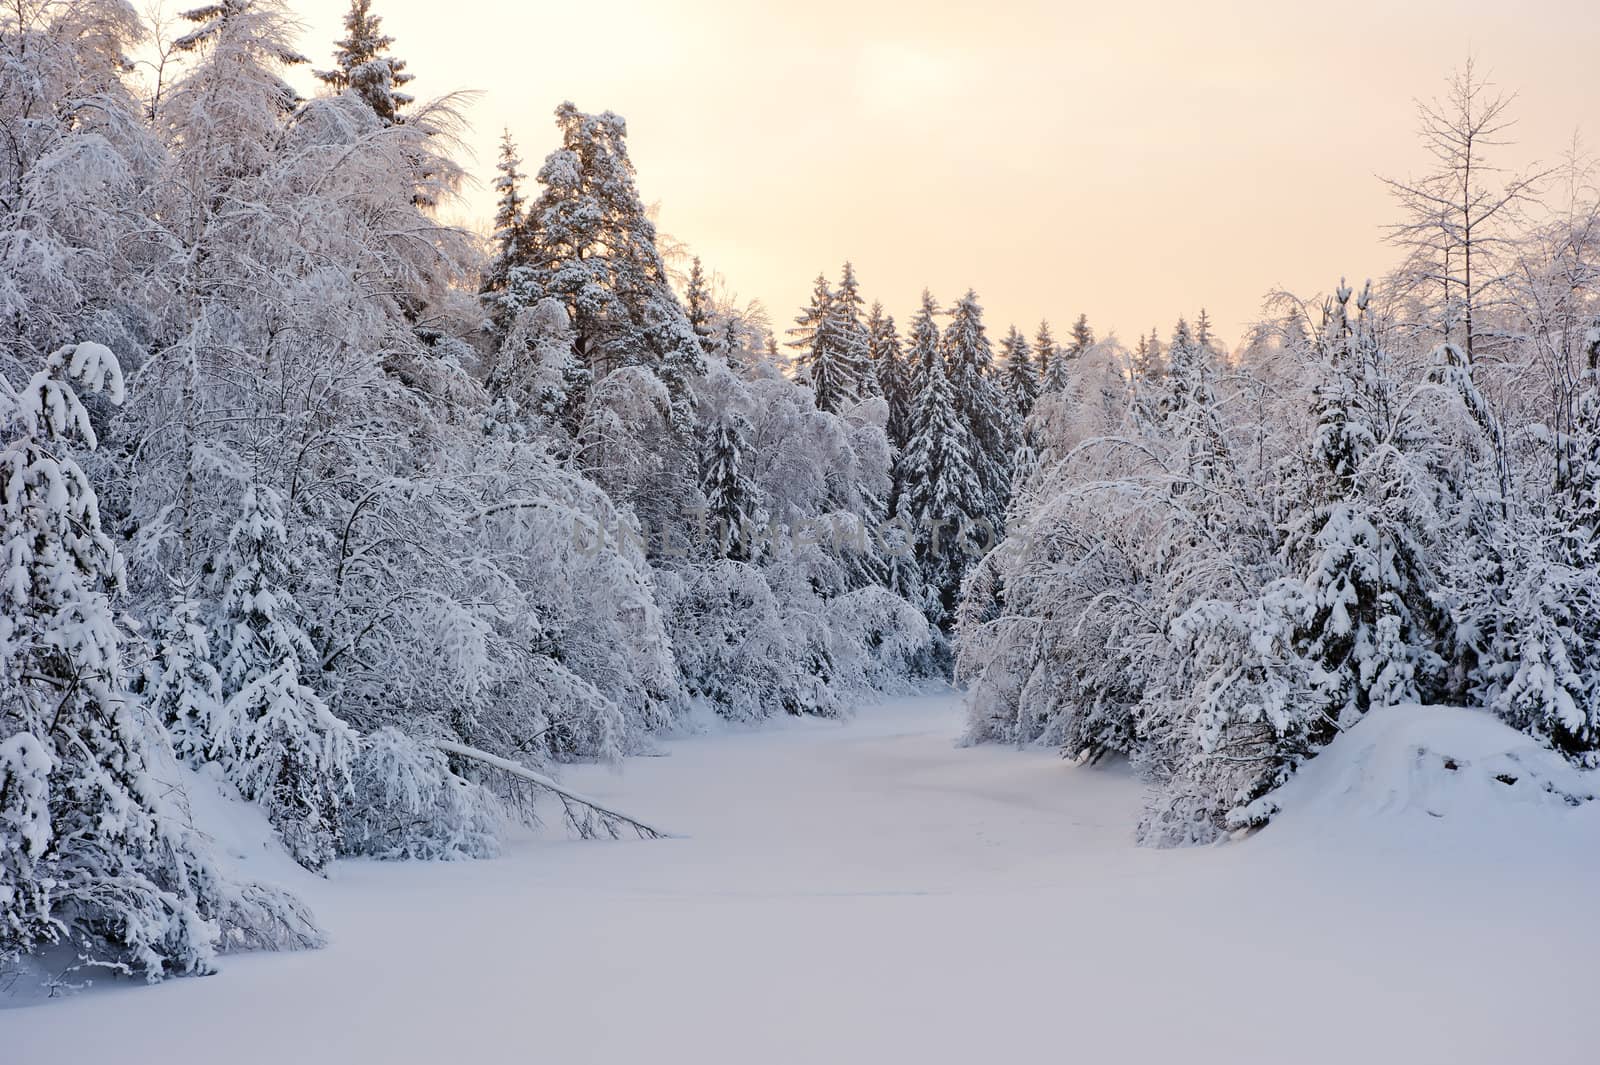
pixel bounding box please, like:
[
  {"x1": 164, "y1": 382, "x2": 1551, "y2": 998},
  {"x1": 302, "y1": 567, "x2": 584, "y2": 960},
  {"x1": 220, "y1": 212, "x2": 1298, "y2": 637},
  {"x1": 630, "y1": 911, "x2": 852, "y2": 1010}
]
[{"x1": 6, "y1": 692, "x2": 1596, "y2": 1064}]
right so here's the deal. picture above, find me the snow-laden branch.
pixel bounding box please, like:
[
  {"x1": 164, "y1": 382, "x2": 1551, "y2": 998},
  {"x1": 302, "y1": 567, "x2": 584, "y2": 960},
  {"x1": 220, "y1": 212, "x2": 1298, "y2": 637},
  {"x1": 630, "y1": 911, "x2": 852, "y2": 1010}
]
[{"x1": 431, "y1": 740, "x2": 677, "y2": 842}]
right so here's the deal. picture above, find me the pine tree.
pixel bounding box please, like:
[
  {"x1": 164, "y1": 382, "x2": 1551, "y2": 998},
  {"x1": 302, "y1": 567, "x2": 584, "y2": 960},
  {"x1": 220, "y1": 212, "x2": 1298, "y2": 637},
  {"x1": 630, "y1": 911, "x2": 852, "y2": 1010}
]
[
  {"x1": 1000, "y1": 326, "x2": 1039, "y2": 419},
  {"x1": 869, "y1": 302, "x2": 911, "y2": 450},
  {"x1": 2, "y1": 343, "x2": 222, "y2": 977},
  {"x1": 315, "y1": 0, "x2": 413, "y2": 124}
]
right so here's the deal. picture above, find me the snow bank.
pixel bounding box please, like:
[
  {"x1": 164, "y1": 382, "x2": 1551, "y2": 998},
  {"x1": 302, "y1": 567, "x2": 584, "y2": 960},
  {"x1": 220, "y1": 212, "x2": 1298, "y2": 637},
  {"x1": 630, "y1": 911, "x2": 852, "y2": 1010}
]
[{"x1": 1246, "y1": 704, "x2": 1599, "y2": 833}]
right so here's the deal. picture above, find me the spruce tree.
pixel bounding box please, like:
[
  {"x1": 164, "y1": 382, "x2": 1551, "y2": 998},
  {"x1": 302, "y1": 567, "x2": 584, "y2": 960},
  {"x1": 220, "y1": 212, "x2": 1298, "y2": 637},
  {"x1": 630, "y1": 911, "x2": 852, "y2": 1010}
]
[
  {"x1": 481, "y1": 130, "x2": 530, "y2": 316},
  {"x1": 1000, "y1": 325, "x2": 1039, "y2": 419},
  {"x1": 700, "y1": 412, "x2": 761, "y2": 560},
  {"x1": 869, "y1": 302, "x2": 911, "y2": 450},
  {"x1": 1133, "y1": 327, "x2": 1165, "y2": 378},
  {"x1": 942, "y1": 289, "x2": 1016, "y2": 529},
  {"x1": 525, "y1": 103, "x2": 703, "y2": 406},
  {"x1": 1033, "y1": 319, "x2": 1057, "y2": 389},
  {"x1": 787, "y1": 274, "x2": 853, "y2": 413},
  {"x1": 831, "y1": 261, "x2": 874, "y2": 397},
  {"x1": 1039, "y1": 313, "x2": 1086, "y2": 397},
  {"x1": 1283, "y1": 283, "x2": 1444, "y2": 726},
  {"x1": 1195, "y1": 307, "x2": 1217, "y2": 353},
  {"x1": 1454, "y1": 324, "x2": 1600, "y2": 764},
  {"x1": 898, "y1": 295, "x2": 985, "y2": 623},
  {"x1": 685, "y1": 256, "x2": 715, "y2": 348},
  {"x1": 315, "y1": 0, "x2": 413, "y2": 124},
  {"x1": 1068, "y1": 314, "x2": 1094, "y2": 358},
  {"x1": 147, "y1": 596, "x2": 225, "y2": 769}
]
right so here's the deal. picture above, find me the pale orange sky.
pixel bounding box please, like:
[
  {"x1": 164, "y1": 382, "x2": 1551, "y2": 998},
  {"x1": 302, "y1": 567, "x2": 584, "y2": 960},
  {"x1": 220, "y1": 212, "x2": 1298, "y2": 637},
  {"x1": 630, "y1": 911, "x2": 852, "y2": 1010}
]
[{"x1": 284, "y1": 0, "x2": 1600, "y2": 350}]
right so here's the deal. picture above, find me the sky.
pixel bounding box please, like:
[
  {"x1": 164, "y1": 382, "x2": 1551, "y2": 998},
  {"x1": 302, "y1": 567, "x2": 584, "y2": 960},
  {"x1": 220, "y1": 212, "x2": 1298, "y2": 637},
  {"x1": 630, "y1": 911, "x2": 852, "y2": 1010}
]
[{"x1": 281, "y1": 0, "x2": 1600, "y2": 351}]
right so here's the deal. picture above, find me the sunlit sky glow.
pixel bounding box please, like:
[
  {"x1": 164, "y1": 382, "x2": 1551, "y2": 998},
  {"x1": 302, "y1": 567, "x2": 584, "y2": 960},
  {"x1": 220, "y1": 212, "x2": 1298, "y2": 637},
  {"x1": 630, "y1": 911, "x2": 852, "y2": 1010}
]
[{"x1": 281, "y1": 0, "x2": 1600, "y2": 350}]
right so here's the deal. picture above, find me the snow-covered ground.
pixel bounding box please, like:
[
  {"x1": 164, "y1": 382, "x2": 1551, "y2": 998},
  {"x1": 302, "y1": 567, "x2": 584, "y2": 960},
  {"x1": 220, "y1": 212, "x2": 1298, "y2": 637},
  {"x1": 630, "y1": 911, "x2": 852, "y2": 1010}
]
[{"x1": 7, "y1": 692, "x2": 1598, "y2": 1064}]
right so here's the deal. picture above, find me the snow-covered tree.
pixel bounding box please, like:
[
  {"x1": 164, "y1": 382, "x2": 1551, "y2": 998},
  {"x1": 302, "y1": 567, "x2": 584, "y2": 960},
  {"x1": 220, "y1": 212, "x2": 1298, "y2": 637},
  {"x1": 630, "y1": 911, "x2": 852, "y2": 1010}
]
[
  {"x1": 788, "y1": 274, "x2": 853, "y2": 413},
  {"x1": 1033, "y1": 320, "x2": 1058, "y2": 391},
  {"x1": 1382, "y1": 58, "x2": 1547, "y2": 364},
  {"x1": 942, "y1": 289, "x2": 1016, "y2": 530},
  {"x1": 830, "y1": 262, "x2": 874, "y2": 397},
  {"x1": 685, "y1": 256, "x2": 715, "y2": 347},
  {"x1": 488, "y1": 296, "x2": 590, "y2": 443},
  {"x1": 315, "y1": 0, "x2": 414, "y2": 124},
  {"x1": 700, "y1": 411, "x2": 762, "y2": 560},
  {"x1": 146, "y1": 597, "x2": 224, "y2": 769},
  {"x1": 522, "y1": 103, "x2": 704, "y2": 401},
  {"x1": 868, "y1": 303, "x2": 910, "y2": 450},
  {"x1": 1281, "y1": 284, "x2": 1447, "y2": 726},
  {"x1": 342, "y1": 728, "x2": 501, "y2": 860},
  {"x1": 1450, "y1": 324, "x2": 1600, "y2": 765},
  {"x1": 481, "y1": 130, "x2": 531, "y2": 310},
  {"x1": 898, "y1": 292, "x2": 985, "y2": 622},
  {"x1": 1, "y1": 343, "x2": 222, "y2": 978},
  {"x1": 208, "y1": 485, "x2": 357, "y2": 871},
  {"x1": 1000, "y1": 326, "x2": 1039, "y2": 419}
]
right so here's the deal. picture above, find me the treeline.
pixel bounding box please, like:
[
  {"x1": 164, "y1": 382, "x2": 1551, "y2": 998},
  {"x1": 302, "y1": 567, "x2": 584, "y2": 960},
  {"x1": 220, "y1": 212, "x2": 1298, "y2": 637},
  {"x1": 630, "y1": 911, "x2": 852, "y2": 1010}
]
[{"x1": 959, "y1": 61, "x2": 1600, "y2": 843}]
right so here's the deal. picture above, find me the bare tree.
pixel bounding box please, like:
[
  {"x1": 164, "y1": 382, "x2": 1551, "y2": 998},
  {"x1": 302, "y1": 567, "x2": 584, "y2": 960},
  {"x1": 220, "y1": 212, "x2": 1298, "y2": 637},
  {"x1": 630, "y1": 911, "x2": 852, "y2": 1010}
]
[{"x1": 1382, "y1": 57, "x2": 1551, "y2": 366}]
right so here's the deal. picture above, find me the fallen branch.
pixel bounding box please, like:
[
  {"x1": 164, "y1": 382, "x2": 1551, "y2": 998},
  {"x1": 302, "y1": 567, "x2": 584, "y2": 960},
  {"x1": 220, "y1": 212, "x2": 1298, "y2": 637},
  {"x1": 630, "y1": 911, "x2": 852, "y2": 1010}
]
[{"x1": 432, "y1": 739, "x2": 676, "y2": 841}]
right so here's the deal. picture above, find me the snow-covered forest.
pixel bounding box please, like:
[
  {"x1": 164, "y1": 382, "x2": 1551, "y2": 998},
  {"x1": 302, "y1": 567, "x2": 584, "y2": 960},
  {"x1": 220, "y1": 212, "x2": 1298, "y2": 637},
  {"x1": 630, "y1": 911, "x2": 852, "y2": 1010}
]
[{"x1": 3, "y1": 1, "x2": 1599, "y2": 1056}]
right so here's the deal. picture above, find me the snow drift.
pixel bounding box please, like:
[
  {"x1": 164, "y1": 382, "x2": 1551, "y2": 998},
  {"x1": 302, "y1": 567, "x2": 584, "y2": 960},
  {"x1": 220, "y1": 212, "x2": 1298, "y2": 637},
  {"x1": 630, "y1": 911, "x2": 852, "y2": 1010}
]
[{"x1": 1243, "y1": 704, "x2": 1600, "y2": 832}]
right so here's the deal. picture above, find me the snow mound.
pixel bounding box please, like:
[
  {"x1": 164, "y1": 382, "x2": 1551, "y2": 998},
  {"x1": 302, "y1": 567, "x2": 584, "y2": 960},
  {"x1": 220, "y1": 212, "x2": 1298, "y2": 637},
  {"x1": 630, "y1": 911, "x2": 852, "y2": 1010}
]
[{"x1": 1248, "y1": 704, "x2": 1599, "y2": 830}]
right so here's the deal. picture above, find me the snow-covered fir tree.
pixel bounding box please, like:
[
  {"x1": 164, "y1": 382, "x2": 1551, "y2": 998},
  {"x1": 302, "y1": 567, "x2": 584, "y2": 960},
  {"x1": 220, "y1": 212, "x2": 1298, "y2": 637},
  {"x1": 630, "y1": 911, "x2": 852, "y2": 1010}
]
[
  {"x1": 831, "y1": 262, "x2": 875, "y2": 397},
  {"x1": 1281, "y1": 284, "x2": 1446, "y2": 725}
]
